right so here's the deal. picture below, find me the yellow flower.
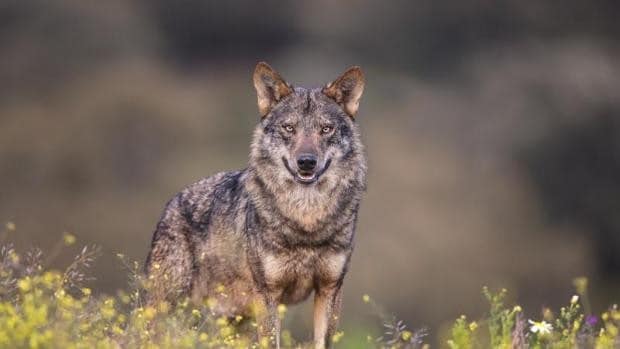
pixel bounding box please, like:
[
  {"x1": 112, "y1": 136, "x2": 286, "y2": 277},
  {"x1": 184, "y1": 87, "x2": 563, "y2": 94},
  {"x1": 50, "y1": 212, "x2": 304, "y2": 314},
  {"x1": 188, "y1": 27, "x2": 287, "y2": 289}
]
[
  {"x1": 119, "y1": 291, "x2": 131, "y2": 305},
  {"x1": 573, "y1": 277, "x2": 588, "y2": 295},
  {"x1": 277, "y1": 304, "x2": 287, "y2": 318},
  {"x1": 17, "y1": 277, "x2": 32, "y2": 292},
  {"x1": 63, "y1": 233, "x2": 76, "y2": 246},
  {"x1": 469, "y1": 321, "x2": 478, "y2": 331},
  {"x1": 157, "y1": 301, "x2": 170, "y2": 313},
  {"x1": 216, "y1": 316, "x2": 228, "y2": 327},
  {"x1": 143, "y1": 306, "x2": 157, "y2": 320},
  {"x1": 81, "y1": 288, "x2": 91, "y2": 296},
  {"x1": 117, "y1": 314, "x2": 127, "y2": 324},
  {"x1": 513, "y1": 305, "x2": 523, "y2": 312},
  {"x1": 401, "y1": 330, "x2": 412, "y2": 341},
  {"x1": 362, "y1": 294, "x2": 370, "y2": 303},
  {"x1": 112, "y1": 325, "x2": 124, "y2": 335},
  {"x1": 8, "y1": 251, "x2": 19, "y2": 264},
  {"x1": 199, "y1": 333, "x2": 208, "y2": 342},
  {"x1": 332, "y1": 331, "x2": 344, "y2": 343},
  {"x1": 219, "y1": 325, "x2": 234, "y2": 338},
  {"x1": 259, "y1": 337, "x2": 270, "y2": 348},
  {"x1": 205, "y1": 297, "x2": 217, "y2": 309},
  {"x1": 42, "y1": 272, "x2": 61, "y2": 288}
]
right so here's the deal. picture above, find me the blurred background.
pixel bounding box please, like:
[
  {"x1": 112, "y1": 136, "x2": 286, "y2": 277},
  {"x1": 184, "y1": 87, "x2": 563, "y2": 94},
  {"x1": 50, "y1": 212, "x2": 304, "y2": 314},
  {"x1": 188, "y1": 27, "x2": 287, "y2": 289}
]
[{"x1": 1, "y1": 0, "x2": 619, "y2": 344}]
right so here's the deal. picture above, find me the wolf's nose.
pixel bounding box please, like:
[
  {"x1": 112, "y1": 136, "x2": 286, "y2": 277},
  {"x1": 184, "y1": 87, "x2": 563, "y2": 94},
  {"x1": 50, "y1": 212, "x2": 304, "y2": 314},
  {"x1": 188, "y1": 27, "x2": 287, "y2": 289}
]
[{"x1": 297, "y1": 154, "x2": 317, "y2": 172}]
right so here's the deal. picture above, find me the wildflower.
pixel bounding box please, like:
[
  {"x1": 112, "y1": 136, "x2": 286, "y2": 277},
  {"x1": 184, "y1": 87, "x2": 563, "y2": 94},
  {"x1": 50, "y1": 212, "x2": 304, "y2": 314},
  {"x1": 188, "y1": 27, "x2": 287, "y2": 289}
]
[
  {"x1": 332, "y1": 331, "x2": 344, "y2": 343},
  {"x1": 63, "y1": 232, "x2": 76, "y2": 246},
  {"x1": 157, "y1": 301, "x2": 170, "y2": 313},
  {"x1": 17, "y1": 277, "x2": 32, "y2": 292},
  {"x1": 469, "y1": 321, "x2": 478, "y2": 331},
  {"x1": 277, "y1": 304, "x2": 287, "y2": 318},
  {"x1": 199, "y1": 333, "x2": 208, "y2": 342},
  {"x1": 143, "y1": 306, "x2": 157, "y2": 320},
  {"x1": 401, "y1": 330, "x2": 412, "y2": 341},
  {"x1": 205, "y1": 297, "x2": 217, "y2": 309},
  {"x1": 9, "y1": 250, "x2": 19, "y2": 264},
  {"x1": 362, "y1": 294, "x2": 370, "y2": 303},
  {"x1": 529, "y1": 320, "x2": 553, "y2": 335},
  {"x1": 573, "y1": 277, "x2": 588, "y2": 295},
  {"x1": 216, "y1": 317, "x2": 228, "y2": 327},
  {"x1": 259, "y1": 337, "x2": 270, "y2": 348},
  {"x1": 117, "y1": 314, "x2": 127, "y2": 324},
  {"x1": 55, "y1": 289, "x2": 66, "y2": 298},
  {"x1": 571, "y1": 295, "x2": 579, "y2": 304},
  {"x1": 81, "y1": 287, "x2": 91, "y2": 296},
  {"x1": 119, "y1": 290, "x2": 131, "y2": 304},
  {"x1": 513, "y1": 305, "x2": 522, "y2": 312}
]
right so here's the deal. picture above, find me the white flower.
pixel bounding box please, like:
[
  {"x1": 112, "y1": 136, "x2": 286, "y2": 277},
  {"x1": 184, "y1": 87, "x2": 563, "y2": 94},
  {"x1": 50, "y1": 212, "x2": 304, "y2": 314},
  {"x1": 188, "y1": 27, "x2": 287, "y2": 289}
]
[
  {"x1": 528, "y1": 320, "x2": 553, "y2": 335},
  {"x1": 571, "y1": 295, "x2": 579, "y2": 304}
]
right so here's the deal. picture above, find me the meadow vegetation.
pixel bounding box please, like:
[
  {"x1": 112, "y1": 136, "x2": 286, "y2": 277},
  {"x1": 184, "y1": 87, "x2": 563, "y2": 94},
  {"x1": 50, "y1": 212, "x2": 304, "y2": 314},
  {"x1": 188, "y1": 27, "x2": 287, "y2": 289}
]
[{"x1": 0, "y1": 225, "x2": 617, "y2": 348}]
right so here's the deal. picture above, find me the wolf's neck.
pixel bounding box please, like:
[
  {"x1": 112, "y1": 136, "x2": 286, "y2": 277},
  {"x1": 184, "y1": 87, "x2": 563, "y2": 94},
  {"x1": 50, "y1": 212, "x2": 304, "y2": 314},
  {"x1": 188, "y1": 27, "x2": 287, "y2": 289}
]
[{"x1": 243, "y1": 168, "x2": 352, "y2": 233}]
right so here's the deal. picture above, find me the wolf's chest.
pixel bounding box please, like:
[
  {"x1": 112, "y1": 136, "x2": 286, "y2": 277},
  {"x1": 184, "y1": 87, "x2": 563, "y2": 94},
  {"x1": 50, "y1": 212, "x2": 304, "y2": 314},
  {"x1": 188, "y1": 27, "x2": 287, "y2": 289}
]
[{"x1": 261, "y1": 250, "x2": 345, "y2": 304}]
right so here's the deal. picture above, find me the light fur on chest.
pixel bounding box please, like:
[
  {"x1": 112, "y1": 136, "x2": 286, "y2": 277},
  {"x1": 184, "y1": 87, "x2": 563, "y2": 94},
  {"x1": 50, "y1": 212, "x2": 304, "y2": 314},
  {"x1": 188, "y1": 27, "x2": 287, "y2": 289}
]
[{"x1": 262, "y1": 250, "x2": 347, "y2": 304}]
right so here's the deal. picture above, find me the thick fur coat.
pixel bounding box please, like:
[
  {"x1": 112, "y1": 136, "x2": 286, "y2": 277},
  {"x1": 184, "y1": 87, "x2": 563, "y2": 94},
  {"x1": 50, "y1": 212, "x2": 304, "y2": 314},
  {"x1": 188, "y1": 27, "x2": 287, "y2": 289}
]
[{"x1": 145, "y1": 62, "x2": 366, "y2": 349}]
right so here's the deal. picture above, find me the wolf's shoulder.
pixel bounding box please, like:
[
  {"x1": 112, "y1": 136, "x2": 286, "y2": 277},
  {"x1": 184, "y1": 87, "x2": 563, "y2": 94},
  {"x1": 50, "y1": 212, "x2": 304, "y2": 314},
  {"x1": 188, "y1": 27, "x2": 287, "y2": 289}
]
[{"x1": 164, "y1": 170, "x2": 246, "y2": 229}]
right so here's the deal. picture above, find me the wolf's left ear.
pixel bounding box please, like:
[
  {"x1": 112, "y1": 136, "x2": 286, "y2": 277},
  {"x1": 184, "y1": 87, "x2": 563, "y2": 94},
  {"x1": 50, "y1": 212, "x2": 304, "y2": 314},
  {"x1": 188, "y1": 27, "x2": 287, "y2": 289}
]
[
  {"x1": 253, "y1": 62, "x2": 293, "y2": 117},
  {"x1": 323, "y1": 66, "x2": 365, "y2": 117}
]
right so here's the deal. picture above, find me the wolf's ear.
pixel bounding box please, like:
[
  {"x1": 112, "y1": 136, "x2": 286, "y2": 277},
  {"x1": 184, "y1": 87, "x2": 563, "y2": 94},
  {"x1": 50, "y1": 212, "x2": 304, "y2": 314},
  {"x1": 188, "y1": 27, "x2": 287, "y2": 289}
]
[
  {"x1": 323, "y1": 66, "x2": 365, "y2": 117},
  {"x1": 253, "y1": 62, "x2": 293, "y2": 117}
]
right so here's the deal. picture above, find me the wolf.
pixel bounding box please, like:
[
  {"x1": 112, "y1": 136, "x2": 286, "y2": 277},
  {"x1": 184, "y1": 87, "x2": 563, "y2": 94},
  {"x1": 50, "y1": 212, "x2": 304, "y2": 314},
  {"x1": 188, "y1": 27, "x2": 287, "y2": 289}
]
[{"x1": 145, "y1": 62, "x2": 366, "y2": 349}]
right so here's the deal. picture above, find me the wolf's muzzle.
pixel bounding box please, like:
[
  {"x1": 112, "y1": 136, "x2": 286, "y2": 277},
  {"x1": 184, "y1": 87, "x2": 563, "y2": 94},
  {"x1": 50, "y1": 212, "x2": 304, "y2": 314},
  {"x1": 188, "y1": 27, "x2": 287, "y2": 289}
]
[
  {"x1": 282, "y1": 157, "x2": 332, "y2": 185},
  {"x1": 296, "y1": 154, "x2": 318, "y2": 172}
]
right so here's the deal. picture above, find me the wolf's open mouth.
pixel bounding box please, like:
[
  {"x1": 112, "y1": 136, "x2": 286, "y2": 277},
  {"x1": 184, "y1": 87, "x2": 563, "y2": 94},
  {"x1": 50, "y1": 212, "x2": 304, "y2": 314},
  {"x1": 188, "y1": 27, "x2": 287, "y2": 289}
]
[{"x1": 282, "y1": 157, "x2": 332, "y2": 185}]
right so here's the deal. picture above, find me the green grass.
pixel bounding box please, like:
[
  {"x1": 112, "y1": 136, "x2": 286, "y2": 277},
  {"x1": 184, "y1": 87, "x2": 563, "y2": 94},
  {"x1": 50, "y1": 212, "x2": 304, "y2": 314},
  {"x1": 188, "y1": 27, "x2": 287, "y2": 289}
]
[{"x1": 0, "y1": 224, "x2": 618, "y2": 348}]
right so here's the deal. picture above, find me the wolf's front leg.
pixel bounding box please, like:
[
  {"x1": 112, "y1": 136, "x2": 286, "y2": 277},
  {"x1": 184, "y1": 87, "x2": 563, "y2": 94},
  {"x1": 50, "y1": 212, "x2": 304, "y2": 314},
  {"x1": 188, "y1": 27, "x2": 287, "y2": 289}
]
[
  {"x1": 313, "y1": 284, "x2": 343, "y2": 349},
  {"x1": 255, "y1": 296, "x2": 281, "y2": 349},
  {"x1": 145, "y1": 226, "x2": 193, "y2": 306}
]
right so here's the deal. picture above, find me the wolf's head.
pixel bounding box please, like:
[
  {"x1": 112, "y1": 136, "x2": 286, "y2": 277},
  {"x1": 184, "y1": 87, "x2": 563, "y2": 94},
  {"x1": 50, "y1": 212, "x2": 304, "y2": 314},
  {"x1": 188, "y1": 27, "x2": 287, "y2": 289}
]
[{"x1": 249, "y1": 62, "x2": 366, "y2": 198}]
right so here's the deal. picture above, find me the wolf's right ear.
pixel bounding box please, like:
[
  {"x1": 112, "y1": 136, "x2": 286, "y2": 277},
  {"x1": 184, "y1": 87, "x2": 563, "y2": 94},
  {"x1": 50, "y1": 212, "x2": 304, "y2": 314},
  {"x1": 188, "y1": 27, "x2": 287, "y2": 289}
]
[{"x1": 253, "y1": 62, "x2": 293, "y2": 117}]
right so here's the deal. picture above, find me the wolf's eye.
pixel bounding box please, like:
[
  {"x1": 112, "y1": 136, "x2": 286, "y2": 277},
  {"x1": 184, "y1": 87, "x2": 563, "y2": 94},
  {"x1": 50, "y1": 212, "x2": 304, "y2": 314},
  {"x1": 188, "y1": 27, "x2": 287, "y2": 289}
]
[
  {"x1": 321, "y1": 126, "x2": 333, "y2": 134},
  {"x1": 283, "y1": 125, "x2": 295, "y2": 133}
]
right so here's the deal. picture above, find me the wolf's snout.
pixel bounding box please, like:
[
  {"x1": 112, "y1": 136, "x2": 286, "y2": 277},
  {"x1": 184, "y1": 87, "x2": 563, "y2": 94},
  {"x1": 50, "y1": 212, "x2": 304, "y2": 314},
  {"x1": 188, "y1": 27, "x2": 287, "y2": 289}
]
[{"x1": 296, "y1": 154, "x2": 317, "y2": 172}]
